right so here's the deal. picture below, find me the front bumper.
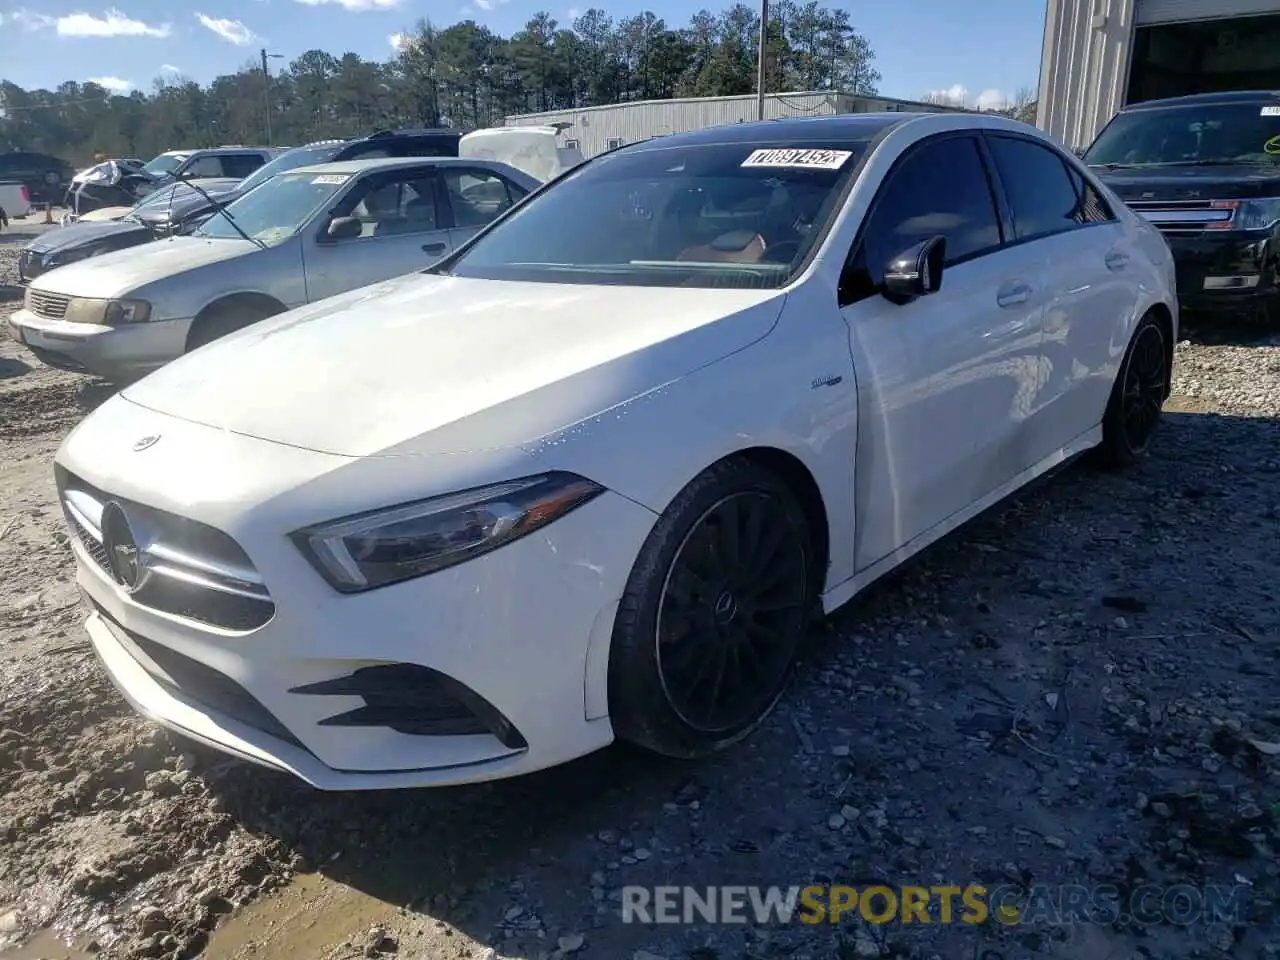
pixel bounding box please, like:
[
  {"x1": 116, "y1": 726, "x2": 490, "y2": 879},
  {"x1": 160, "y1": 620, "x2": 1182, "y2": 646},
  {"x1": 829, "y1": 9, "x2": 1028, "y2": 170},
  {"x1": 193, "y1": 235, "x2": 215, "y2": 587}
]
[
  {"x1": 8, "y1": 307, "x2": 192, "y2": 381},
  {"x1": 58, "y1": 397, "x2": 655, "y2": 789},
  {"x1": 1167, "y1": 232, "x2": 1278, "y2": 318}
]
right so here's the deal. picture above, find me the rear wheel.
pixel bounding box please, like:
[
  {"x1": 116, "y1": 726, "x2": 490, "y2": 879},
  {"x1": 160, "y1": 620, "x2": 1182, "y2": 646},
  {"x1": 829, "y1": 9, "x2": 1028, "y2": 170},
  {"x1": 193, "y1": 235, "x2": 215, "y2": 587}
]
[
  {"x1": 1096, "y1": 313, "x2": 1169, "y2": 468},
  {"x1": 186, "y1": 300, "x2": 282, "y2": 352},
  {"x1": 608, "y1": 458, "x2": 817, "y2": 758}
]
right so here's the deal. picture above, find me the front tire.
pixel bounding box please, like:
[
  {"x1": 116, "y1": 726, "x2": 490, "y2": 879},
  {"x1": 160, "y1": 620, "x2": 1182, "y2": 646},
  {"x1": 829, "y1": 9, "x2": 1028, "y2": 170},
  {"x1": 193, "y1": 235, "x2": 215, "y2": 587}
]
[
  {"x1": 186, "y1": 301, "x2": 281, "y2": 352},
  {"x1": 608, "y1": 457, "x2": 817, "y2": 759},
  {"x1": 1096, "y1": 312, "x2": 1169, "y2": 468}
]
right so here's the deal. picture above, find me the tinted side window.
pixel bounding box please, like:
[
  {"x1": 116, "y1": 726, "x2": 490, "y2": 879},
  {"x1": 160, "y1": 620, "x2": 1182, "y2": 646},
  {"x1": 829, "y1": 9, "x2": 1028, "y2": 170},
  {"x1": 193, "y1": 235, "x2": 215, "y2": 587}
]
[
  {"x1": 182, "y1": 155, "x2": 226, "y2": 178},
  {"x1": 987, "y1": 136, "x2": 1088, "y2": 240},
  {"x1": 862, "y1": 136, "x2": 1002, "y2": 272},
  {"x1": 1064, "y1": 165, "x2": 1115, "y2": 224},
  {"x1": 444, "y1": 168, "x2": 515, "y2": 228},
  {"x1": 221, "y1": 154, "x2": 267, "y2": 179}
]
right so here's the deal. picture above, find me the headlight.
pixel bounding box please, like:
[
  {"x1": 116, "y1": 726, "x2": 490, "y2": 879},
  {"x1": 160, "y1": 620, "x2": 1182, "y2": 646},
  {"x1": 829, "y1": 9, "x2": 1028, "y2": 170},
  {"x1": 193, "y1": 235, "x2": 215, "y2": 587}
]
[
  {"x1": 291, "y1": 472, "x2": 605, "y2": 593},
  {"x1": 56, "y1": 297, "x2": 152, "y2": 325},
  {"x1": 45, "y1": 246, "x2": 95, "y2": 269},
  {"x1": 1210, "y1": 197, "x2": 1280, "y2": 231},
  {"x1": 103, "y1": 299, "x2": 151, "y2": 324}
]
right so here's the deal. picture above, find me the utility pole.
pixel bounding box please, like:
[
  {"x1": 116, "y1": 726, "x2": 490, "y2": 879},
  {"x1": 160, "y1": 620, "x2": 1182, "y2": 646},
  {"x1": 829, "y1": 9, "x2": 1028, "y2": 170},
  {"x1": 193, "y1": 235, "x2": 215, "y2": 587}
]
[
  {"x1": 260, "y1": 48, "x2": 283, "y2": 145},
  {"x1": 756, "y1": 0, "x2": 769, "y2": 120}
]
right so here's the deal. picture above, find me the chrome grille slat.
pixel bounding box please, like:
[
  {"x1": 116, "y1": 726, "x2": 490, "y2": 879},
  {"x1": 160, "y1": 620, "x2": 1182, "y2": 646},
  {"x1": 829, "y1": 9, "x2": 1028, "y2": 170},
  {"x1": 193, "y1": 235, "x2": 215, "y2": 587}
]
[
  {"x1": 27, "y1": 290, "x2": 71, "y2": 320},
  {"x1": 1125, "y1": 198, "x2": 1236, "y2": 235},
  {"x1": 57, "y1": 470, "x2": 275, "y2": 632}
]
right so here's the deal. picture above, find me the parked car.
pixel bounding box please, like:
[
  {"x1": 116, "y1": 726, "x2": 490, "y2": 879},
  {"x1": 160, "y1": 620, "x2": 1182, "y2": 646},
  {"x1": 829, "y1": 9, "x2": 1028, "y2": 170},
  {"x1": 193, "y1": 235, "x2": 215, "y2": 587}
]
[
  {"x1": 48, "y1": 112, "x2": 1178, "y2": 789},
  {"x1": 66, "y1": 149, "x2": 280, "y2": 214},
  {"x1": 0, "y1": 180, "x2": 33, "y2": 223},
  {"x1": 9, "y1": 156, "x2": 541, "y2": 379},
  {"x1": 0, "y1": 150, "x2": 75, "y2": 203},
  {"x1": 1084, "y1": 90, "x2": 1280, "y2": 323},
  {"x1": 18, "y1": 179, "x2": 242, "y2": 283},
  {"x1": 127, "y1": 130, "x2": 469, "y2": 239}
]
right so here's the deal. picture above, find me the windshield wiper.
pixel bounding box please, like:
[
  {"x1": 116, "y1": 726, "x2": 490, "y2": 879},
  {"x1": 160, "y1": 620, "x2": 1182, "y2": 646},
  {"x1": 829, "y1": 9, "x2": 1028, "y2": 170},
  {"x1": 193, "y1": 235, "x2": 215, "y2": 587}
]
[
  {"x1": 1089, "y1": 162, "x2": 1146, "y2": 169},
  {"x1": 170, "y1": 175, "x2": 265, "y2": 249},
  {"x1": 1146, "y1": 159, "x2": 1249, "y2": 168}
]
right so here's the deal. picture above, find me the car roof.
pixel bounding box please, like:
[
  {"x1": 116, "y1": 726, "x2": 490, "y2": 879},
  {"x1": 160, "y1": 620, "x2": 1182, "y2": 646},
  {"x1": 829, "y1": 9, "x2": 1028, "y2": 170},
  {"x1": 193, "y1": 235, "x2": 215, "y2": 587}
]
[
  {"x1": 287, "y1": 156, "x2": 498, "y2": 176},
  {"x1": 362, "y1": 128, "x2": 462, "y2": 140},
  {"x1": 622, "y1": 113, "x2": 923, "y2": 152},
  {"x1": 1121, "y1": 90, "x2": 1280, "y2": 111}
]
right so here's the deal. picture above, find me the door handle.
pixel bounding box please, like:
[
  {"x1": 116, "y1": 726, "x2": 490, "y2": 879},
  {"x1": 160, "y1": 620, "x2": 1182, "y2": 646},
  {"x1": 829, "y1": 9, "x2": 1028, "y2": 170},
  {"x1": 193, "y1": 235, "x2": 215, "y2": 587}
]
[
  {"x1": 996, "y1": 282, "x2": 1032, "y2": 308},
  {"x1": 422, "y1": 242, "x2": 447, "y2": 255},
  {"x1": 1105, "y1": 250, "x2": 1130, "y2": 271}
]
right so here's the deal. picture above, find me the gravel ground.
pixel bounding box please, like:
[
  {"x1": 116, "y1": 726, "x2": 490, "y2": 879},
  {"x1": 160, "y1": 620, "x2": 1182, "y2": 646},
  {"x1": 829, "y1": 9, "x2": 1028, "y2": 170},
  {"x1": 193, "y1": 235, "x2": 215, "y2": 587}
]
[{"x1": 1, "y1": 215, "x2": 1279, "y2": 960}]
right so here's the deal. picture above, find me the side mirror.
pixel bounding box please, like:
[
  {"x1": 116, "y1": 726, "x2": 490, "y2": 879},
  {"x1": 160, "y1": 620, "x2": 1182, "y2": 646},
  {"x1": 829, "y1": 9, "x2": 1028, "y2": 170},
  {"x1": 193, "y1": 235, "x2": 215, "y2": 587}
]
[
  {"x1": 882, "y1": 236, "x2": 946, "y2": 305},
  {"x1": 323, "y1": 216, "x2": 362, "y2": 242}
]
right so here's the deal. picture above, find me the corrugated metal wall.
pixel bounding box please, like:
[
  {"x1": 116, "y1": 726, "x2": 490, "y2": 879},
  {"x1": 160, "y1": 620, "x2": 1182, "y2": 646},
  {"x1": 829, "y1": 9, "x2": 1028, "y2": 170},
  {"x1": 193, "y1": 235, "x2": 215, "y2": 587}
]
[
  {"x1": 1037, "y1": 0, "x2": 1137, "y2": 151},
  {"x1": 1136, "y1": 0, "x2": 1280, "y2": 23},
  {"x1": 505, "y1": 92, "x2": 954, "y2": 158}
]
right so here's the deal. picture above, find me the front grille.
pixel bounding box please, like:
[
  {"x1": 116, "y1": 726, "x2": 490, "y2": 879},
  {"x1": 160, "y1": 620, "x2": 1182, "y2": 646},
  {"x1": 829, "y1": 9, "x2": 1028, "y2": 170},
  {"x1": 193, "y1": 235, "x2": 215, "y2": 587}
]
[
  {"x1": 92, "y1": 600, "x2": 303, "y2": 749},
  {"x1": 1126, "y1": 199, "x2": 1234, "y2": 235},
  {"x1": 57, "y1": 467, "x2": 276, "y2": 633},
  {"x1": 27, "y1": 289, "x2": 71, "y2": 320}
]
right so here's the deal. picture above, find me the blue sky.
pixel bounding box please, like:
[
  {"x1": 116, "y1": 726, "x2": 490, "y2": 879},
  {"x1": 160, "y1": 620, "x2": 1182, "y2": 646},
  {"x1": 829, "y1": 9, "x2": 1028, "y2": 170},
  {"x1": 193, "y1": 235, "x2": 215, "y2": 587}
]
[{"x1": 0, "y1": 0, "x2": 1046, "y2": 109}]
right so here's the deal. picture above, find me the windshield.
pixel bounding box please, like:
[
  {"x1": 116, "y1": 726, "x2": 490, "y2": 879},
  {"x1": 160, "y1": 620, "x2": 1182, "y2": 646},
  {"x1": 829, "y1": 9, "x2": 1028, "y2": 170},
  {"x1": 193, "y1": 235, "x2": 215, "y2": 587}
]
[
  {"x1": 443, "y1": 140, "x2": 863, "y2": 289},
  {"x1": 1085, "y1": 102, "x2": 1280, "y2": 166},
  {"x1": 236, "y1": 143, "x2": 346, "y2": 194},
  {"x1": 194, "y1": 171, "x2": 349, "y2": 246},
  {"x1": 142, "y1": 153, "x2": 188, "y2": 177}
]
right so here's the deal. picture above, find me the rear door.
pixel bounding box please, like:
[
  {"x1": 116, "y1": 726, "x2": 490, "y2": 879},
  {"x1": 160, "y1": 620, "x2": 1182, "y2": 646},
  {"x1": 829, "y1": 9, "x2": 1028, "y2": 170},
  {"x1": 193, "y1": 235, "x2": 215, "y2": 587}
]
[
  {"x1": 983, "y1": 133, "x2": 1136, "y2": 450},
  {"x1": 439, "y1": 166, "x2": 529, "y2": 248},
  {"x1": 302, "y1": 168, "x2": 452, "y2": 301}
]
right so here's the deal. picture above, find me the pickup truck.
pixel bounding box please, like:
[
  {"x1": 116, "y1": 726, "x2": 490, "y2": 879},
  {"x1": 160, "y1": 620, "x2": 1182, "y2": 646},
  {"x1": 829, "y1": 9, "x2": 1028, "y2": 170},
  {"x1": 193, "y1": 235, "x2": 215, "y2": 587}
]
[{"x1": 0, "y1": 181, "x2": 33, "y2": 226}]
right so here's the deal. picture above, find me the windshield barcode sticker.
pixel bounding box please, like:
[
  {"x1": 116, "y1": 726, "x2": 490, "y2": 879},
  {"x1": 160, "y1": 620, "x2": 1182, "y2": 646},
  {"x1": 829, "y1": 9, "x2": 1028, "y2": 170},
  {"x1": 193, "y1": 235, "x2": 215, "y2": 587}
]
[
  {"x1": 741, "y1": 148, "x2": 852, "y2": 170},
  {"x1": 1261, "y1": 106, "x2": 1280, "y2": 116},
  {"x1": 311, "y1": 174, "x2": 350, "y2": 184}
]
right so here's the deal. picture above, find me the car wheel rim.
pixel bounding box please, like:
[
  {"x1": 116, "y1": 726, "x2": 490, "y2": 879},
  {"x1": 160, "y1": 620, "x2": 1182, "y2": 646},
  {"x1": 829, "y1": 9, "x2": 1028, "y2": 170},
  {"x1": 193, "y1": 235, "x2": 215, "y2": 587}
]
[
  {"x1": 1121, "y1": 324, "x2": 1166, "y2": 455},
  {"x1": 655, "y1": 491, "x2": 808, "y2": 735}
]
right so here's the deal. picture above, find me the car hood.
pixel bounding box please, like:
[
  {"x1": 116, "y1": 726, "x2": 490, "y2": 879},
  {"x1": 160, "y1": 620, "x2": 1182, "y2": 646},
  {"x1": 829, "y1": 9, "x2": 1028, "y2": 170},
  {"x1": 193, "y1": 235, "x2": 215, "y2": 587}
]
[
  {"x1": 1092, "y1": 164, "x2": 1280, "y2": 202},
  {"x1": 30, "y1": 235, "x2": 260, "y2": 299},
  {"x1": 121, "y1": 271, "x2": 787, "y2": 458},
  {"x1": 28, "y1": 219, "x2": 150, "y2": 255}
]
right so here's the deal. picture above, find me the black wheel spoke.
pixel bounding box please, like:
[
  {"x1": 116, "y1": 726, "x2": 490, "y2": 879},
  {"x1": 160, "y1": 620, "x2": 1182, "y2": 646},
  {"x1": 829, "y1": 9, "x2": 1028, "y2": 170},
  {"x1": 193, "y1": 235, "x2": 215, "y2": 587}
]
[
  {"x1": 1119, "y1": 325, "x2": 1166, "y2": 454},
  {"x1": 654, "y1": 490, "x2": 809, "y2": 735}
]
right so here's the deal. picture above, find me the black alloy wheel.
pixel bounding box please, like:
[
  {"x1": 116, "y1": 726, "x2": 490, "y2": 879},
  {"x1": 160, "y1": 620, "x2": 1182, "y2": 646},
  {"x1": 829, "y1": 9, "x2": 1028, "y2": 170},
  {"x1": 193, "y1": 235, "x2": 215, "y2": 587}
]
[
  {"x1": 655, "y1": 492, "x2": 810, "y2": 734},
  {"x1": 608, "y1": 458, "x2": 818, "y2": 758},
  {"x1": 1119, "y1": 321, "x2": 1167, "y2": 456}
]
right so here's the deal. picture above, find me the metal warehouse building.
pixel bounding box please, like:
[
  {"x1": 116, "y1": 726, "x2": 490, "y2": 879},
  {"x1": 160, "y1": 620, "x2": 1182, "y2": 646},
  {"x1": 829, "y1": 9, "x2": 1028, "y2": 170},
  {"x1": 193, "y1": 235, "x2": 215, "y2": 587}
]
[
  {"x1": 1039, "y1": 0, "x2": 1280, "y2": 150},
  {"x1": 504, "y1": 91, "x2": 964, "y2": 158}
]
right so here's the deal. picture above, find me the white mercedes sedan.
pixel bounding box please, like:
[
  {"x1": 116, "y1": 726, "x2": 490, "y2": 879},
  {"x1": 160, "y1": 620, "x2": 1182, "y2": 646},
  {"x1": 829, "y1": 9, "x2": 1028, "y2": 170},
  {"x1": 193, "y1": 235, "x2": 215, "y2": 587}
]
[{"x1": 55, "y1": 112, "x2": 1177, "y2": 790}]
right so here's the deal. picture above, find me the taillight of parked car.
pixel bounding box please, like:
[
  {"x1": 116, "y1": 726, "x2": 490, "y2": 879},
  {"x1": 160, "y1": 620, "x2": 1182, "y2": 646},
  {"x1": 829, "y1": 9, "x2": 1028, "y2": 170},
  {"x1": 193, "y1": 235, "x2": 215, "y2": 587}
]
[{"x1": 20, "y1": 186, "x2": 30, "y2": 204}]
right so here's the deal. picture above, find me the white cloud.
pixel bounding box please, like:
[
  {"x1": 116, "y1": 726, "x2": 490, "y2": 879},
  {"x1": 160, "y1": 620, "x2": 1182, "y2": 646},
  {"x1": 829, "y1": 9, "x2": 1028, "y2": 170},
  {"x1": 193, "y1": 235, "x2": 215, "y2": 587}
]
[
  {"x1": 195, "y1": 12, "x2": 255, "y2": 45},
  {"x1": 88, "y1": 75, "x2": 134, "y2": 92},
  {"x1": 161, "y1": 63, "x2": 181, "y2": 73},
  {"x1": 58, "y1": 9, "x2": 170, "y2": 37},
  {"x1": 389, "y1": 31, "x2": 411, "y2": 51},
  {"x1": 925, "y1": 83, "x2": 968, "y2": 106},
  {"x1": 295, "y1": 0, "x2": 401, "y2": 9},
  {"x1": 974, "y1": 87, "x2": 1007, "y2": 111},
  {"x1": 566, "y1": 6, "x2": 581, "y2": 18},
  {"x1": 10, "y1": 9, "x2": 57, "y2": 30},
  {"x1": 924, "y1": 83, "x2": 1010, "y2": 111}
]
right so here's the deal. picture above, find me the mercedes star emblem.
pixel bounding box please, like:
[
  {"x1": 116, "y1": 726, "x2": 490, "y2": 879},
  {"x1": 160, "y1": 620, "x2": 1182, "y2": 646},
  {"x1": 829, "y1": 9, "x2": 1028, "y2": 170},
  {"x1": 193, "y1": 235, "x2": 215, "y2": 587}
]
[
  {"x1": 132, "y1": 434, "x2": 161, "y2": 452},
  {"x1": 101, "y1": 501, "x2": 146, "y2": 592}
]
